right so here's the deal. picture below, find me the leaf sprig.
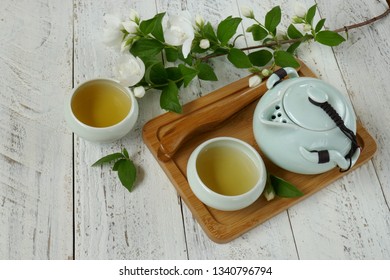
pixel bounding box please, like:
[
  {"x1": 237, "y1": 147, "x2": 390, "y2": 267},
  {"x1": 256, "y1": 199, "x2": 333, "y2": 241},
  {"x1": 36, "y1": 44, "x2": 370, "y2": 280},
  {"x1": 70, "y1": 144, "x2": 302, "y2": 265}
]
[
  {"x1": 120, "y1": 4, "x2": 348, "y2": 113},
  {"x1": 288, "y1": 4, "x2": 345, "y2": 47},
  {"x1": 92, "y1": 148, "x2": 137, "y2": 192},
  {"x1": 263, "y1": 174, "x2": 304, "y2": 201}
]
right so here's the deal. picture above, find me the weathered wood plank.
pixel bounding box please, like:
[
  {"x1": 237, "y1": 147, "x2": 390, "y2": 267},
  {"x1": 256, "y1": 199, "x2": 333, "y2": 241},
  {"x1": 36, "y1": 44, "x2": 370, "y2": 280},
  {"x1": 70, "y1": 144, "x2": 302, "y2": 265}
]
[
  {"x1": 0, "y1": 0, "x2": 73, "y2": 259},
  {"x1": 73, "y1": 0, "x2": 187, "y2": 259},
  {"x1": 319, "y1": 0, "x2": 390, "y2": 202},
  {"x1": 290, "y1": 163, "x2": 390, "y2": 259},
  {"x1": 1, "y1": 0, "x2": 388, "y2": 260},
  {"x1": 283, "y1": 0, "x2": 390, "y2": 259}
]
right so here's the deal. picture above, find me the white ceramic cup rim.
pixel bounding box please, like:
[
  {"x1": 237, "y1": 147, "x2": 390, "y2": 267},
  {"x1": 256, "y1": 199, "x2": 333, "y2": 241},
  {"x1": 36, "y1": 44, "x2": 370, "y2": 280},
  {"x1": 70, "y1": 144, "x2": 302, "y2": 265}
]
[
  {"x1": 69, "y1": 78, "x2": 136, "y2": 131},
  {"x1": 64, "y1": 78, "x2": 139, "y2": 142},
  {"x1": 187, "y1": 137, "x2": 267, "y2": 211}
]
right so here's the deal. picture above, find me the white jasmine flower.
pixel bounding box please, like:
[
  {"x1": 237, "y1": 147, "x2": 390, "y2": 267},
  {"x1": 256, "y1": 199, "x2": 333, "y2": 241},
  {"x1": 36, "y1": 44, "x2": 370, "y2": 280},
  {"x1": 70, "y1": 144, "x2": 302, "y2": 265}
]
[
  {"x1": 294, "y1": 3, "x2": 307, "y2": 18},
  {"x1": 249, "y1": 75, "x2": 262, "y2": 88},
  {"x1": 241, "y1": 6, "x2": 254, "y2": 18},
  {"x1": 195, "y1": 15, "x2": 204, "y2": 27},
  {"x1": 120, "y1": 37, "x2": 131, "y2": 53},
  {"x1": 199, "y1": 39, "x2": 210, "y2": 49},
  {"x1": 122, "y1": 20, "x2": 138, "y2": 34},
  {"x1": 114, "y1": 53, "x2": 145, "y2": 87},
  {"x1": 164, "y1": 11, "x2": 195, "y2": 58},
  {"x1": 103, "y1": 14, "x2": 124, "y2": 48},
  {"x1": 129, "y1": 9, "x2": 140, "y2": 22},
  {"x1": 303, "y1": 23, "x2": 312, "y2": 32},
  {"x1": 133, "y1": 86, "x2": 146, "y2": 98}
]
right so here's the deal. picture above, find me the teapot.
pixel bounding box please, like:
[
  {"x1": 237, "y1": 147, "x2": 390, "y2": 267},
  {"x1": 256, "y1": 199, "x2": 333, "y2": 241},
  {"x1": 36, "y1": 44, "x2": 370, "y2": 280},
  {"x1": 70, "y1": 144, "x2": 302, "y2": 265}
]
[{"x1": 253, "y1": 67, "x2": 360, "y2": 174}]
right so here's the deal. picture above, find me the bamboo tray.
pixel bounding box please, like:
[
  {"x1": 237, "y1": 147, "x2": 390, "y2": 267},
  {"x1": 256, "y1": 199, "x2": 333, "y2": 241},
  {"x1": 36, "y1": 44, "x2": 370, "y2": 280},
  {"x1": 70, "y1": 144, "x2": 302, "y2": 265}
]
[{"x1": 142, "y1": 62, "x2": 377, "y2": 243}]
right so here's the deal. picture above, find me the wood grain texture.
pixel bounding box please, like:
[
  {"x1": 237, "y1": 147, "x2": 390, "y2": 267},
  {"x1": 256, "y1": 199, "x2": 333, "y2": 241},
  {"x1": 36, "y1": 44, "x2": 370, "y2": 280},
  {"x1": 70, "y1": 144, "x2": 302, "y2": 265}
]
[
  {"x1": 0, "y1": 0, "x2": 73, "y2": 259},
  {"x1": 1, "y1": 0, "x2": 389, "y2": 260},
  {"x1": 283, "y1": 0, "x2": 390, "y2": 259},
  {"x1": 73, "y1": 0, "x2": 187, "y2": 259},
  {"x1": 319, "y1": 0, "x2": 390, "y2": 200}
]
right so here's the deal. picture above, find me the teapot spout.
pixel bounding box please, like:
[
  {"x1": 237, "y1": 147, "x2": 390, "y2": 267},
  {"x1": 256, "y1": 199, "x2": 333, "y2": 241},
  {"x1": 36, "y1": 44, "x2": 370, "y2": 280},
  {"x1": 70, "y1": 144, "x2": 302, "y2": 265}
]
[{"x1": 257, "y1": 100, "x2": 296, "y2": 128}]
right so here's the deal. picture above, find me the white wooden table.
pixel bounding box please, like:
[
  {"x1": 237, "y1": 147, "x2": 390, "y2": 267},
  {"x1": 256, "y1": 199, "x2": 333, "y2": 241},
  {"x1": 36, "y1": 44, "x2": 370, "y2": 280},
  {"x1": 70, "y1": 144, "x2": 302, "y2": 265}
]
[{"x1": 1, "y1": 0, "x2": 389, "y2": 260}]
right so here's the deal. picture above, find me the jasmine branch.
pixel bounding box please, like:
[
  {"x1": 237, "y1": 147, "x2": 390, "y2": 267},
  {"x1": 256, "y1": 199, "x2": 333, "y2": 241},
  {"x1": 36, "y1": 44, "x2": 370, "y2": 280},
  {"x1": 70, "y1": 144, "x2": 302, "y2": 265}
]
[{"x1": 200, "y1": 5, "x2": 390, "y2": 62}]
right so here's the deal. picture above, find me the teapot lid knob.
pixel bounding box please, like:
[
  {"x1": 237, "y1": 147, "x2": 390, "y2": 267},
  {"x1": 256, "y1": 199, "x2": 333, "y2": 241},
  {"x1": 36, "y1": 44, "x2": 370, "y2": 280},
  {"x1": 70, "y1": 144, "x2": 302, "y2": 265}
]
[{"x1": 308, "y1": 86, "x2": 328, "y2": 104}]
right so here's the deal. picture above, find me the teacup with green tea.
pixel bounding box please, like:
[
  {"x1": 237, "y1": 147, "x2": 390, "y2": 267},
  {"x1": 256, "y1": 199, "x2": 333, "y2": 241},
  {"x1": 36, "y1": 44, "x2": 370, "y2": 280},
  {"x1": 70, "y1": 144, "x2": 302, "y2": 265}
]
[{"x1": 65, "y1": 78, "x2": 138, "y2": 142}]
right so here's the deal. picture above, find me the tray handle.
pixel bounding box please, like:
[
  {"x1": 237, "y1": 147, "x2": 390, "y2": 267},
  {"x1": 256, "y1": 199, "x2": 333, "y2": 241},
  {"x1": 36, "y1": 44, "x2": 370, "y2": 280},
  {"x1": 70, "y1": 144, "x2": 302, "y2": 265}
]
[{"x1": 157, "y1": 83, "x2": 265, "y2": 161}]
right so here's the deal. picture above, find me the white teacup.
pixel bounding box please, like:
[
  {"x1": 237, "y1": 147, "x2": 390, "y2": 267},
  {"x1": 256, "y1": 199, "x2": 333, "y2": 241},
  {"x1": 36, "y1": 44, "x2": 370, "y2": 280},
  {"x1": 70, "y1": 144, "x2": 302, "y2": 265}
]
[
  {"x1": 187, "y1": 137, "x2": 266, "y2": 211},
  {"x1": 64, "y1": 78, "x2": 138, "y2": 142}
]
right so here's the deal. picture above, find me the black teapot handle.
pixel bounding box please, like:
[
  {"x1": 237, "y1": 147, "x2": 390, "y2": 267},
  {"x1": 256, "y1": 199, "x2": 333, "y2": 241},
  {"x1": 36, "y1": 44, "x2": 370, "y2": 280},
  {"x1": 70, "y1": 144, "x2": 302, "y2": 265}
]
[
  {"x1": 308, "y1": 97, "x2": 360, "y2": 172},
  {"x1": 266, "y1": 67, "x2": 299, "y2": 89}
]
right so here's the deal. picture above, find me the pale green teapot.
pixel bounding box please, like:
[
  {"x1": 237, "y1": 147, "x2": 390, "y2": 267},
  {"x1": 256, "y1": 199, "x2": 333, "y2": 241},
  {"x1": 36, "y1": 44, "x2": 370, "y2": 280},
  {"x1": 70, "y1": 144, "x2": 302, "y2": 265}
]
[{"x1": 253, "y1": 67, "x2": 360, "y2": 174}]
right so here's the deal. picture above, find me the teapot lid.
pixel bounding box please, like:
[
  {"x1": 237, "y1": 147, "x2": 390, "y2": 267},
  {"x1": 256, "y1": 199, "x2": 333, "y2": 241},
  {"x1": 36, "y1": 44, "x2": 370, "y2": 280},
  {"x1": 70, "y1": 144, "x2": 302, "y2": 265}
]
[{"x1": 282, "y1": 79, "x2": 346, "y2": 131}]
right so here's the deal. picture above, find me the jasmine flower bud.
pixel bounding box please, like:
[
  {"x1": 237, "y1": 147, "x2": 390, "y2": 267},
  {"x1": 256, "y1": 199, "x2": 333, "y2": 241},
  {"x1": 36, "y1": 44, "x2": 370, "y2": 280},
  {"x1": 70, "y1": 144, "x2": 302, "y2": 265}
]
[
  {"x1": 249, "y1": 75, "x2": 262, "y2": 88},
  {"x1": 133, "y1": 86, "x2": 146, "y2": 98},
  {"x1": 241, "y1": 6, "x2": 254, "y2": 19},
  {"x1": 199, "y1": 39, "x2": 210, "y2": 49},
  {"x1": 303, "y1": 23, "x2": 312, "y2": 32},
  {"x1": 195, "y1": 15, "x2": 204, "y2": 27},
  {"x1": 129, "y1": 9, "x2": 140, "y2": 23},
  {"x1": 261, "y1": 69, "x2": 271, "y2": 77},
  {"x1": 292, "y1": 16, "x2": 305, "y2": 24},
  {"x1": 122, "y1": 20, "x2": 138, "y2": 34}
]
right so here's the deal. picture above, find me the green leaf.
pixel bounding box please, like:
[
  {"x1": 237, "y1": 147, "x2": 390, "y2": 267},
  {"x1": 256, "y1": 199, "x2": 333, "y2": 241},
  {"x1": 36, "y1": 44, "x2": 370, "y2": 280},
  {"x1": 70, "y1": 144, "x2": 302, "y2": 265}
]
[
  {"x1": 178, "y1": 64, "x2": 198, "y2": 87},
  {"x1": 315, "y1": 30, "x2": 345, "y2": 46},
  {"x1": 315, "y1": 18, "x2": 326, "y2": 33},
  {"x1": 112, "y1": 158, "x2": 126, "y2": 171},
  {"x1": 270, "y1": 175, "x2": 303, "y2": 197},
  {"x1": 139, "y1": 12, "x2": 165, "y2": 41},
  {"x1": 165, "y1": 47, "x2": 179, "y2": 62},
  {"x1": 217, "y1": 16, "x2": 242, "y2": 45},
  {"x1": 287, "y1": 24, "x2": 303, "y2": 39},
  {"x1": 203, "y1": 22, "x2": 218, "y2": 42},
  {"x1": 197, "y1": 63, "x2": 218, "y2": 81},
  {"x1": 130, "y1": 38, "x2": 164, "y2": 58},
  {"x1": 150, "y1": 14, "x2": 165, "y2": 42},
  {"x1": 117, "y1": 159, "x2": 137, "y2": 192},
  {"x1": 286, "y1": 41, "x2": 301, "y2": 54},
  {"x1": 143, "y1": 58, "x2": 161, "y2": 69},
  {"x1": 247, "y1": 24, "x2": 268, "y2": 41},
  {"x1": 160, "y1": 81, "x2": 182, "y2": 113},
  {"x1": 227, "y1": 48, "x2": 252, "y2": 68},
  {"x1": 305, "y1": 4, "x2": 317, "y2": 25},
  {"x1": 166, "y1": 66, "x2": 184, "y2": 88},
  {"x1": 91, "y1": 153, "x2": 124, "y2": 167},
  {"x1": 177, "y1": 49, "x2": 193, "y2": 65},
  {"x1": 122, "y1": 148, "x2": 129, "y2": 159},
  {"x1": 212, "y1": 48, "x2": 229, "y2": 56},
  {"x1": 144, "y1": 62, "x2": 167, "y2": 87},
  {"x1": 264, "y1": 6, "x2": 281, "y2": 35},
  {"x1": 248, "y1": 49, "x2": 273, "y2": 67},
  {"x1": 274, "y1": 50, "x2": 300, "y2": 68}
]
